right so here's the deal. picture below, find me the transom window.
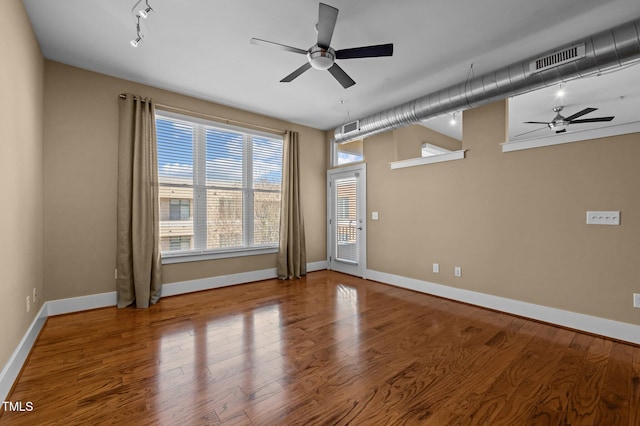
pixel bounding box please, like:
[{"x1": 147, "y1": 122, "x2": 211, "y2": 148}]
[
  {"x1": 332, "y1": 139, "x2": 363, "y2": 166},
  {"x1": 156, "y1": 110, "x2": 283, "y2": 262}
]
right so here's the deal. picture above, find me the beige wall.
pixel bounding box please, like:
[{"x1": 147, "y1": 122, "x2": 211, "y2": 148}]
[
  {"x1": 43, "y1": 61, "x2": 326, "y2": 300},
  {"x1": 366, "y1": 99, "x2": 640, "y2": 325},
  {"x1": 393, "y1": 124, "x2": 462, "y2": 161},
  {"x1": 0, "y1": 0, "x2": 44, "y2": 369}
]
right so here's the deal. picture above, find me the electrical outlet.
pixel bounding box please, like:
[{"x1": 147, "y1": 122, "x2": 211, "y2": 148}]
[
  {"x1": 454, "y1": 266, "x2": 462, "y2": 277},
  {"x1": 634, "y1": 293, "x2": 640, "y2": 309},
  {"x1": 26, "y1": 296, "x2": 30, "y2": 313},
  {"x1": 433, "y1": 263, "x2": 439, "y2": 273}
]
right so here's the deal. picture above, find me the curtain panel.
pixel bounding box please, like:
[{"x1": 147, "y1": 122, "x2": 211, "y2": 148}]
[
  {"x1": 116, "y1": 94, "x2": 162, "y2": 308},
  {"x1": 277, "y1": 130, "x2": 307, "y2": 279}
]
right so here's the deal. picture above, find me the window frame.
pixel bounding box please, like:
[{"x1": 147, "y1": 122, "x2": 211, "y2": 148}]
[
  {"x1": 156, "y1": 110, "x2": 283, "y2": 264},
  {"x1": 331, "y1": 138, "x2": 364, "y2": 167}
]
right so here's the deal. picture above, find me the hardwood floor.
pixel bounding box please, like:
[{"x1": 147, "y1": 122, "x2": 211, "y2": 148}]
[{"x1": 2, "y1": 271, "x2": 639, "y2": 425}]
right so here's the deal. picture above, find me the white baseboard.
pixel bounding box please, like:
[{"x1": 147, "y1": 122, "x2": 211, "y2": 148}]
[
  {"x1": 307, "y1": 260, "x2": 329, "y2": 272},
  {"x1": 0, "y1": 261, "x2": 328, "y2": 401},
  {"x1": 0, "y1": 305, "x2": 48, "y2": 402},
  {"x1": 366, "y1": 269, "x2": 640, "y2": 345},
  {"x1": 46, "y1": 291, "x2": 117, "y2": 316},
  {"x1": 162, "y1": 268, "x2": 279, "y2": 296},
  {"x1": 163, "y1": 261, "x2": 328, "y2": 296}
]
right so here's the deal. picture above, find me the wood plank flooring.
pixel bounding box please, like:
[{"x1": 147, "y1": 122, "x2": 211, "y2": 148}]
[{"x1": 2, "y1": 271, "x2": 639, "y2": 425}]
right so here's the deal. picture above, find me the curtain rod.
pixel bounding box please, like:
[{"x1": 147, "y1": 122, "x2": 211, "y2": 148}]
[{"x1": 119, "y1": 94, "x2": 287, "y2": 135}]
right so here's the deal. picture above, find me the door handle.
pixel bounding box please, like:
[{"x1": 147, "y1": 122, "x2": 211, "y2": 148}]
[{"x1": 358, "y1": 227, "x2": 363, "y2": 230}]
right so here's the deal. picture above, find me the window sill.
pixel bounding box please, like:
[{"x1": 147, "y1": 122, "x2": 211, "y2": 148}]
[
  {"x1": 161, "y1": 246, "x2": 278, "y2": 264},
  {"x1": 389, "y1": 150, "x2": 466, "y2": 170}
]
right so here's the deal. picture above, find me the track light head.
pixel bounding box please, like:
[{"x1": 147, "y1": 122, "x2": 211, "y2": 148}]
[
  {"x1": 138, "y1": 7, "x2": 152, "y2": 18},
  {"x1": 130, "y1": 36, "x2": 142, "y2": 47},
  {"x1": 137, "y1": 1, "x2": 153, "y2": 18}
]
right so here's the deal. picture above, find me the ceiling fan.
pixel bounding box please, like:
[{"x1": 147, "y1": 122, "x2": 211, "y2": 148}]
[
  {"x1": 250, "y1": 2, "x2": 393, "y2": 89},
  {"x1": 524, "y1": 106, "x2": 614, "y2": 134}
]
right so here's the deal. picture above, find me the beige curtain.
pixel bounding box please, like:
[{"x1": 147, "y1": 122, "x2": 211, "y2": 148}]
[
  {"x1": 277, "y1": 131, "x2": 307, "y2": 279},
  {"x1": 116, "y1": 94, "x2": 162, "y2": 308}
]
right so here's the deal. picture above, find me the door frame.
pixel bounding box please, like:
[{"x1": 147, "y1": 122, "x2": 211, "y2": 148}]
[{"x1": 326, "y1": 163, "x2": 367, "y2": 278}]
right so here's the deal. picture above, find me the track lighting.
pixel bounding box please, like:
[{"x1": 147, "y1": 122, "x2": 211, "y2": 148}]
[
  {"x1": 450, "y1": 112, "x2": 457, "y2": 125},
  {"x1": 129, "y1": 0, "x2": 153, "y2": 47},
  {"x1": 137, "y1": 0, "x2": 153, "y2": 19},
  {"x1": 130, "y1": 15, "x2": 143, "y2": 48}
]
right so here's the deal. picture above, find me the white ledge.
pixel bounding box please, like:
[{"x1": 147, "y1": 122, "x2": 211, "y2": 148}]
[
  {"x1": 390, "y1": 150, "x2": 466, "y2": 169},
  {"x1": 502, "y1": 121, "x2": 640, "y2": 153}
]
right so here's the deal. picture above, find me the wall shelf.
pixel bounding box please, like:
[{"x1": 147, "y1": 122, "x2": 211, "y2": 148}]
[{"x1": 389, "y1": 150, "x2": 466, "y2": 170}]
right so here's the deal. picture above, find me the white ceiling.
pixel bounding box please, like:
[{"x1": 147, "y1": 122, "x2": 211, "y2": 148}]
[{"x1": 23, "y1": 0, "x2": 640, "y2": 139}]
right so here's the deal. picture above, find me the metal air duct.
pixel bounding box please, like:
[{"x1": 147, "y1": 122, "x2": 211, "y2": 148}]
[{"x1": 333, "y1": 18, "x2": 640, "y2": 143}]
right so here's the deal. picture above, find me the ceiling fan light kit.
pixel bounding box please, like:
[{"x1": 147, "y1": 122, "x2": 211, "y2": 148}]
[
  {"x1": 308, "y1": 46, "x2": 335, "y2": 70},
  {"x1": 251, "y1": 2, "x2": 394, "y2": 88}
]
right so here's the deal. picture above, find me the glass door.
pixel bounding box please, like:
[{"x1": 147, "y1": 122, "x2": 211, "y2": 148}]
[{"x1": 327, "y1": 164, "x2": 366, "y2": 277}]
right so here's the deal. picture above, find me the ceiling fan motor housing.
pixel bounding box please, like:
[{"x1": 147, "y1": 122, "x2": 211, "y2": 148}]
[
  {"x1": 307, "y1": 45, "x2": 335, "y2": 70},
  {"x1": 549, "y1": 112, "x2": 569, "y2": 129}
]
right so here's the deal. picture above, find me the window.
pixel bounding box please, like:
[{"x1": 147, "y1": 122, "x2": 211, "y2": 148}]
[
  {"x1": 162, "y1": 236, "x2": 192, "y2": 252},
  {"x1": 169, "y1": 199, "x2": 190, "y2": 220},
  {"x1": 332, "y1": 139, "x2": 363, "y2": 166},
  {"x1": 156, "y1": 111, "x2": 283, "y2": 262}
]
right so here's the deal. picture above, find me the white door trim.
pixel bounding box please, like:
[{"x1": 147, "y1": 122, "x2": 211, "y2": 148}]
[{"x1": 327, "y1": 163, "x2": 367, "y2": 278}]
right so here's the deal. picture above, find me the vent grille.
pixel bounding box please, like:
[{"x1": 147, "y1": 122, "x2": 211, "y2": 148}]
[
  {"x1": 530, "y1": 43, "x2": 586, "y2": 73},
  {"x1": 342, "y1": 120, "x2": 360, "y2": 134}
]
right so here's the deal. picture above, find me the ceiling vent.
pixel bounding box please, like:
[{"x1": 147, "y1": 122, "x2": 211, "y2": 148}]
[
  {"x1": 530, "y1": 43, "x2": 586, "y2": 73},
  {"x1": 342, "y1": 120, "x2": 360, "y2": 134}
]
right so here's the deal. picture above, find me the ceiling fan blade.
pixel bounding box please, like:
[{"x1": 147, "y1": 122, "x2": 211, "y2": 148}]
[
  {"x1": 569, "y1": 116, "x2": 615, "y2": 124},
  {"x1": 513, "y1": 126, "x2": 547, "y2": 138},
  {"x1": 317, "y1": 3, "x2": 339, "y2": 48},
  {"x1": 336, "y1": 43, "x2": 394, "y2": 59},
  {"x1": 250, "y1": 38, "x2": 307, "y2": 55},
  {"x1": 564, "y1": 107, "x2": 597, "y2": 121},
  {"x1": 524, "y1": 121, "x2": 550, "y2": 125},
  {"x1": 328, "y1": 63, "x2": 355, "y2": 88},
  {"x1": 280, "y1": 62, "x2": 312, "y2": 83},
  {"x1": 556, "y1": 129, "x2": 567, "y2": 134}
]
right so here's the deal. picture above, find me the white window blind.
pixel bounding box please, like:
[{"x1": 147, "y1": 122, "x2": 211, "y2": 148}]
[
  {"x1": 335, "y1": 177, "x2": 358, "y2": 262},
  {"x1": 156, "y1": 111, "x2": 283, "y2": 261}
]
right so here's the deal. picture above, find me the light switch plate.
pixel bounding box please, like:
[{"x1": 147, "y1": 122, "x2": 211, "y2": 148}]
[
  {"x1": 372, "y1": 212, "x2": 379, "y2": 220},
  {"x1": 586, "y1": 211, "x2": 620, "y2": 225}
]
